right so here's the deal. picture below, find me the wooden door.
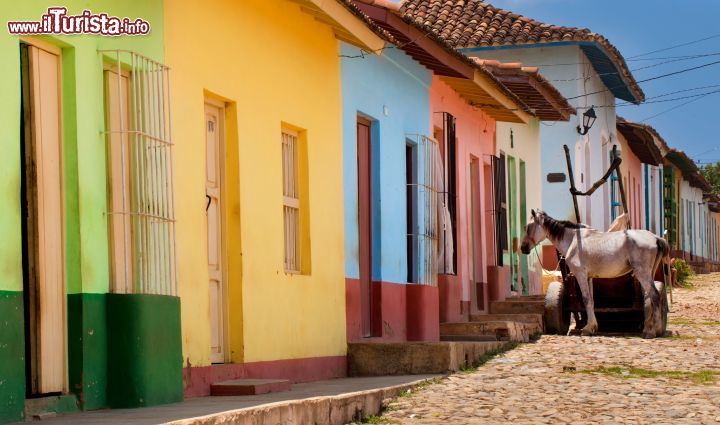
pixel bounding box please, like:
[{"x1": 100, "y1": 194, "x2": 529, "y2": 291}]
[
  {"x1": 21, "y1": 42, "x2": 66, "y2": 394},
  {"x1": 470, "y1": 158, "x2": 484, "y2": 310},
  {"x1": 507, "y1": 156, "x2": 518, "y2": 292},
  {"x1": 519, "y1": 161, "x2": 529, "y2": 295},
  {"x1": 357, "y1": 118, "x2": 373, "y2": 337},
  {"x1": 205, "y1": 103, "x2": 225, "y2": 363}
]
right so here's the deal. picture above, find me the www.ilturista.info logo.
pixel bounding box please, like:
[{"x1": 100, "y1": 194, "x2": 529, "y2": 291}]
[{"x1": 7, "y1": 7, "x2": 150, "y2": 36}]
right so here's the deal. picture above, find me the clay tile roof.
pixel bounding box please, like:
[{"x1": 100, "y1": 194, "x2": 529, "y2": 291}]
[
  {"x1": 474, "y1": 58, "x2": 575, "y2": 121},
  {"x1": 399, "y1": 0, "x2": 645, "y2": 104},
  {"x1": 666, "y1": 148, "x2": 712, "y2": 192},
  {"x1": 616, "y1": 117, "x2": 668, "y2": 166}
]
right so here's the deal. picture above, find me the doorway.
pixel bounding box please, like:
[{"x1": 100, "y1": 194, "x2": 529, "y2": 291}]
[
  {"x1": 357, "y1": 116, "x2": 377, "y2": 337},
  {"x1": 519, "y1": 160, "x2": 529, "y2": 295},
  {"x1": 406, "y1": 143, "x2": 418, "y2": 284},
  {"x1": 470, "y1": 157, "x2": 484, "y2": 310},
  {"x1": 20, "y1": 41, "x2": 67, "y2": 396},
  {"x1": 506, "y1": 156, "x2": 518, "y2": 292},
  {"x1": 205, "y1": 102, "x2": 227, "y2": 363}
]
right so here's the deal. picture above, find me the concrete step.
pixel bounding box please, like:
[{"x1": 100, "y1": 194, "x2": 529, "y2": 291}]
[
  {"x1": 469, "y1": 313, "x2": 544, "y2": 330},
  {"x1": 441, "y1": 321, "x2": 534, "y2": 343},
  {"x1": 210, "y1": 379, "x2": 291, "y2": 396},
  {"x1": 440, "y1": 334, "x2": 499, "y2": 342},
  {"x1": 348, "y1": 341, "x2": 508, "y2": 376},
  {"x1": 490, "y1": 299, "x2": 545, "y2": 315},
  {"x1": 507, "y1": 295, "x2": 546, "y2": 301},
  {"x1": 25, "y1": 394, "x2": 79, "y2": 420}
]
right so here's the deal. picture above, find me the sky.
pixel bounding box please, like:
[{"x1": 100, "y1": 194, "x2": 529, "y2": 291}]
[{"x1": 394, "y1": 0, "x2": 720, "y2": 165}]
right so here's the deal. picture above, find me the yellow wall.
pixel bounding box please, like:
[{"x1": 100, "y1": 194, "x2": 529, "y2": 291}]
[{"x1": 165, "y1": 0, "x2": 347, "y2": 367}]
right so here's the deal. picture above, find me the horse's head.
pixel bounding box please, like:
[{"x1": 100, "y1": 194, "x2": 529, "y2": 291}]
[{"x1": 520, "y1": 209, "x2": 547, "y2": 255}]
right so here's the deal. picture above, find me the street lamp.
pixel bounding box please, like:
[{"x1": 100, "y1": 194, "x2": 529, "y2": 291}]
[{"x1": 576, "y1": 106, "x2": 597, "y2": 135}]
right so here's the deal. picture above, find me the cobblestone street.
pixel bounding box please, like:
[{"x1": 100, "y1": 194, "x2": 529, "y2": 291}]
[{"x1": 374, "y1": 273, "x2": 720, "y2": 424}]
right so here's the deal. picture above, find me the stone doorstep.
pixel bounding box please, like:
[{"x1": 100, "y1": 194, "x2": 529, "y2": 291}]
[
  {"x1": 468, "y1": 313, "x2": 544, "y2": 328},
  {"x1": 210, "y1": 379, "x2": 292, "y2": 396},
  {"x1": 490, "y1": 299, "x2": 546, "y2": 315},
  {"x1": 440, "y1": 321, "x2": 532, "y2": 343},
  {"x1": 25, "y1": 393, "x2": 80, "y2": 419},
  {"x1": 347, "y1": 341, "x2": 507, "y2": 377},
  {"x1": 440, "y1": 334, "x2": 499, "y2": 342},
  {"x1": 507, "y1": 294, "x2": 546, "y2": 301},
  {"x1": 167, "y1": 377, "x2": 438, "y2": 425}
]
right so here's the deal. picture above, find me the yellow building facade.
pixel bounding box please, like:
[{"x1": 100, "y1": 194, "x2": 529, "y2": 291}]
[{"x1": 164, "y1": 0, "x2": 384, "y2": 395}]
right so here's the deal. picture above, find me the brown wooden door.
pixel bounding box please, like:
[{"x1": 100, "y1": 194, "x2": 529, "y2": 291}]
[
  {"x1": 357, "y1": 118, "x2": 373, "y2": 337},
  {"x1": 21, "y1": 42, "x2": 66, "y2": 394},
  {"x1": 205, "y1": 102, "x2": 225, "y2": 363}
]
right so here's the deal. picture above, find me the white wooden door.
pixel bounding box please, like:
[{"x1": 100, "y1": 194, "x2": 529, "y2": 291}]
[
  {"x1": 205, "y1": 103, "x2": 225, "y2": 363},
  {"x1": 25, "y1": 43, "x2": 66, "y2": 393}
]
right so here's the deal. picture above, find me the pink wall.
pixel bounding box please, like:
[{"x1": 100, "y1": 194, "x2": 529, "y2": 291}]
[
  {"x1": 620, "y1": 139, "x2": 644, "y2": 229},
  {"x1": 430, "y1": 76, "x2": 497, "y2": 319}
]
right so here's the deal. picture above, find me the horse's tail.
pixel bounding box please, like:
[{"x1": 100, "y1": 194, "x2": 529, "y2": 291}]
[{"x1": 655, "y1": 237, "x2": 671, "y2": 277}]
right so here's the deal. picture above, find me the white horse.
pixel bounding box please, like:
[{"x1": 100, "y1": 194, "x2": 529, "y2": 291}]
[{"x1": 520, "y1": 210, "x2": 669, "y2": 338}]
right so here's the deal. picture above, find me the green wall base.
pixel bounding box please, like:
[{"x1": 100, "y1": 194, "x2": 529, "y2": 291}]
[
  {"x1": 107, "y1": 294, "x2": 183, "y2": 408},
  {"x1": 67, "y1": 293, "x2": 107, "y2": 410},
  {"x1": 0, "y1": 291, "x2": 25, "y2": 424},
  {"x1": 24, "y1": 393, "x2": 79, "y2": 418}
]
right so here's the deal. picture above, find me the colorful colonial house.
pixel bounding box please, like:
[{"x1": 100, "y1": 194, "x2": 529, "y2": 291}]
[
  {"x1": 665, "y1": 150, "x2": 713, "y2": 262},
  {"x1": 345, "y1": 1, "x2": 529, "y2": 340},
  {"x1": 615, "y1": 118, "x2": 668, "y2": 233},
  {"x1": 400, "y1": 0, "x2": 645, "y2": 231},
  {"x1": 1, "y1": 1, "x2": 181, "y2": 422},
  {"x1": 475, "y1": 60, "x2": 576, "y2": 298},
  {"x1": 163, "y1": 0, "x2": 386, "y2": 396}
]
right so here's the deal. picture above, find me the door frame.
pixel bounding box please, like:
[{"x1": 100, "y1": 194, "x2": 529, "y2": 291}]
[
  {"x1": 204, "y1": 98, "x2": 229, "y2": 363},
  {"x1": 20, "y1": 37, "x2": 68, "y2": 395}
]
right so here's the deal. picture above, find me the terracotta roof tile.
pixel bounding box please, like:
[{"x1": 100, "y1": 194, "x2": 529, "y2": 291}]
[{"x1": 399, "y1": 0, "x2": 645, "y2": 103}]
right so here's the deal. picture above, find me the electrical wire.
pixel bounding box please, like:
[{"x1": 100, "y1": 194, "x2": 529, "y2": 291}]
[
  {"x1": 628, "y1": 33, "x2": 720, "y2": 59},
  {"x1": 640, "y1": 92, "x2": 716, "y2": 122}
]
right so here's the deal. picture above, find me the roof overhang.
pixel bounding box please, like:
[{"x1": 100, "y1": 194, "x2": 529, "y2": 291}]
[
  {"x1": 666, "y1": 149, "x2": 712, "y2": 192},
  {"x1": 474, "y1": 60, "x2": 575, "y2": 121},
  {"x1": 288, "y1": 0, "x2": 386, "y2": 52},
  {"x1": 355, "y1": 2, "x2": 530, "y2": 123},
  {"x1": 460, "y1": 41, "x2": 644, "y2": 104},
  {"x1": 616, "y1": 120, "x2": 665, "y2": 166}
]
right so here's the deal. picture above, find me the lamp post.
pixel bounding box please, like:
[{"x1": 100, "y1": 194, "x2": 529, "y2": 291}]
[{"x1": 576, "y1": 106, "x2": 597, "y2": 135}]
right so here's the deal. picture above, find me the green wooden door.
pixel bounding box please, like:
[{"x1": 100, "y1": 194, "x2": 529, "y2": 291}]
[
  {"x1": 507, "y1": 156, "x2": 518, "y2": 292},
  {"x1": 519, "y1": 161, "x2": 529, "y2": 295}
]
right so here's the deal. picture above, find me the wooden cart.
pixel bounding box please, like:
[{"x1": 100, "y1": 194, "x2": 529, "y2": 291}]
[{"x1": 543, "y1": 145, "x2": 669, "y2": 335}]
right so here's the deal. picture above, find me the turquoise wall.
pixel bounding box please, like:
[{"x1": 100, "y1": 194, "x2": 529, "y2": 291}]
[{"x1": 341, "y1": 43, "x2": 431, "y2": 284}]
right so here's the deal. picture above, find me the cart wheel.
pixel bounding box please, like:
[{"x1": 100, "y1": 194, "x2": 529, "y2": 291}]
[
  {"x1": 654, "y1": 280, "x2": 668, "y2": 336},
  {"x1": 545, "y1": 281, "x2": 570, "y2": 335}
]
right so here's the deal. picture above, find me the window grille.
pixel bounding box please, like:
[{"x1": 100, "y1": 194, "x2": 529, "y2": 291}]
[
  {"x1": 406, "y1": 134, "x2": 440, "y2": 286},
  {"x1": 282, "y1": 130, "x2": 300, "y2": 273},
  {"x1": 102, "y1": 50, "x2": 177, "y2": 296},
  {"x1": 435, "y1": 112, "x2": 457, "y2": 274},
  {"x1": 610, "y1": 148, "x2": 622, "y2": 221}
]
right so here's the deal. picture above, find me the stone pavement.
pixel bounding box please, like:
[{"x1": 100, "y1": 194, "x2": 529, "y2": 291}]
[
  {"x1": 373, "y1": 273, "x2": 720, "y2": 424},
  {"x1": 28, "y1": 375, "x2": 440, "y2": 424}
]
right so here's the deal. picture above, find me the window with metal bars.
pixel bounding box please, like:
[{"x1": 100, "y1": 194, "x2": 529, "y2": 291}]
[
  {"x1": 102, "y1": 50, "x2": 177, "y2": 296},
  {"x1": 282, "y1": 129, "x2": 307, "y2": 274},
  {"x1": 436, "y1": 112, "x2": 457, "y2": 274}
]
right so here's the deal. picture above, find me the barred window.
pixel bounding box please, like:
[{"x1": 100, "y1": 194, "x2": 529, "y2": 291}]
[
  {"x1": 282, "y1": 130, "x2": 301, "y2": 273},
  {"x1": 103, "y1": 51, "x2": 176, "y2": 295}
]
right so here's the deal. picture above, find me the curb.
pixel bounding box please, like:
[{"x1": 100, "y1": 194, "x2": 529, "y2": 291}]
[{"x1": 166, "y1": 377, "x2": 439, "y2": 425}]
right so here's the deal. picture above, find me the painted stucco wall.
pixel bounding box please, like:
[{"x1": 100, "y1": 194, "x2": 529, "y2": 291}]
[
  {"x1": 642, "y1": 164, "x2": 664, "y2": 236},
  {"x1": 680, "y1": 180, "x2": 704, "y2": 257},
  {"x1": 165, "y1": 0, "x2": 347, "y2": 367},
  {"x1": 430, "y1": 76, "x2": 496, "y2": 303},
  {"x1": 0, "y1": 1, "x2": 164, "y2": 296},
  {"x1": 0, "y1": 1, "x2": 165, "y2": 416},
  {"x1": 464, "y1": 45, "x2": 617, "y2": 229},
  {"x1": 340, "y1": 43, "x2": 431, "y2": 283},
  {"x1": 617, "y1": 133, "x2": 644, "y2": 229},
  {"x1": 496, "y1": 119, "x2": 543, "y2": 295}
]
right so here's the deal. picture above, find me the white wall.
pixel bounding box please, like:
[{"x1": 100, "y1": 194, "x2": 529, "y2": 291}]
[
  {"x1": 496, "y1": 118, "x2": 543, "y2": 294},
  {"x1": 466, "y1": 45, "x2": 617, "y2": 229}
]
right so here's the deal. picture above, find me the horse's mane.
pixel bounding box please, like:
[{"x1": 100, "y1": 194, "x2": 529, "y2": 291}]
[{"x1": 538, "y1": 211, "x2": 586, "y2": 239}]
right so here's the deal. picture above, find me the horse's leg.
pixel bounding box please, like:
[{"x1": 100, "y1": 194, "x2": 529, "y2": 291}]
[
  {"x1": 633, "y1": 264, "x2": 660, "y2": 339},
  {"x1": 574, "y1": 270, "x2": 598, "y2": 335}
]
